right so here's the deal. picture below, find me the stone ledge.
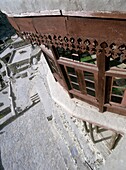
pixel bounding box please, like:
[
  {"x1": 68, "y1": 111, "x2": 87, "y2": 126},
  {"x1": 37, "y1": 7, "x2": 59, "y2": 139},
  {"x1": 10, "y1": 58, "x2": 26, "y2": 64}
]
[{"x1": 38, "y1": 55, "x2": 126, "y2": 134}]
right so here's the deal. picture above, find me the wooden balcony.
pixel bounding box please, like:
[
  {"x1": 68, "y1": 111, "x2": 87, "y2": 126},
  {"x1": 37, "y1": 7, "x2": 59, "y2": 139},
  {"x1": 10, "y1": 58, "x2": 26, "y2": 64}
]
[{"x1": 8, "y1": 12, "x2": 126, "y2": 116}]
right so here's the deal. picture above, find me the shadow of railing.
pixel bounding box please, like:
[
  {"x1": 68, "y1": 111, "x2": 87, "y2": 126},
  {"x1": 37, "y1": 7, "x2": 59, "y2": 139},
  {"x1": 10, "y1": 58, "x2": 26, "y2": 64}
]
[
  {"x1": 83, "y1": 121, "x2": 122, "y2": 150},
  {"x1": 0, "y1": 100, "x2": 40, "y2": 131},
  {"x1": 94, "y1": 136, "x2": 111, "y2": 144}
]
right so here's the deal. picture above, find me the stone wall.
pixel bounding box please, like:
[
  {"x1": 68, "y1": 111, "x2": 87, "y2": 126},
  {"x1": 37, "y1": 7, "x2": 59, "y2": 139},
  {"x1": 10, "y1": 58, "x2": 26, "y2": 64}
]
[{"x1": 0, "y1": 0, "x2": 126, "y2": 16}]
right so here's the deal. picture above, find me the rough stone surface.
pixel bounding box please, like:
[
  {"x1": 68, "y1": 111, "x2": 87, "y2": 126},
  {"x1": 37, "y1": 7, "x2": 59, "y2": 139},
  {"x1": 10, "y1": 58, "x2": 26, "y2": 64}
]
[
  {"x1": 0, "y1": 64, "x2": 91, "y2": 170},
  {"x1": 43, "y1": 54, "x2": 126, "y2": 134},
  {"x1": 0, "y1": 0, "x2": 126, "y2": 16},
  {"x1": 1, "y1": 46, "x2": 126, "y2": 170},
  {"x1": 0, "y1": 102, "x2": 68, "y2": 170},
  {"x1": 12, "y1": 76, "x2": 32, "y2": 111},
  {"x1": 101, "y1": 136, "x2": 126, "y2": 170}
]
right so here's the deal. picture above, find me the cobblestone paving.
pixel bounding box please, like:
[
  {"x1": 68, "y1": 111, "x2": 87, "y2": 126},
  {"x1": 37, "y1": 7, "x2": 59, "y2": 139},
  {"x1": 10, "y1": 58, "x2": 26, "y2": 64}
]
[{"x1": 0, "y1": 102, "x2": 67, "y2": 170}]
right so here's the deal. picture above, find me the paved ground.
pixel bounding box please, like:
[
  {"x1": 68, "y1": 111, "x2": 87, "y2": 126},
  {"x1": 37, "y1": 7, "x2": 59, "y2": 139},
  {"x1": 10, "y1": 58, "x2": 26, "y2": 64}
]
[
  {"x1": 0, "y1": 102, "x2": 68, "y2": 170},
  {"x1": 0, "y1": 63, "x2": 91, "y2": 170},
  {"x1": 0, "y1": 51, "x2": 123, "y2": 170}
]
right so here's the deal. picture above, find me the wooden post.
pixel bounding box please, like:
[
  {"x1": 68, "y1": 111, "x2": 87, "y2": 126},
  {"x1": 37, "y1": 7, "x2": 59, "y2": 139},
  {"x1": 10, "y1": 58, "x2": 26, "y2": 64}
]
[
  {"x1": 97, "y1": 49, "x2": 109, "y2": 112},
  {"x1": 76, "y1": 70, "x2": 87, "y2": 94},
  {"x1": 51, "y1": 45, "x2": 73, "y2": 98},
  {"x1": 105, "y1": 76, "x2": 113, "y2": 104}
]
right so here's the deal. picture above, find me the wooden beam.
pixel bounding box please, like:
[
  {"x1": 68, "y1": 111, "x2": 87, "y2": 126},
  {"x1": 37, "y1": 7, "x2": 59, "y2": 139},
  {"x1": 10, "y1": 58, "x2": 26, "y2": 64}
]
[
  {"x1": 51, "y1": 45, "x2": 73, "y2": 98},
  {"x1": 58, "y1": 58, "x2": 98, "y2": 73},
  {"x1": 69, "y1": 89, "x2": 98, "y2": 107},
  {"x1": 121, "y1": 90, "x2": 126, "y2": 107},
  {"x1": 105, "y1": 103, "x2": 126, "y2": 116},
  {"x1": 76, "y1": 70, "x2": 87, "y2": 94},
  {"x1": 105, "y1": 76, "x2": 113, "y2": 103},
  {"x1": 97, "y1": 50, "x2": 106, "y2": 112},
  {"x1": 106, "y1": 70, "x2": 126, "y2": 78}
]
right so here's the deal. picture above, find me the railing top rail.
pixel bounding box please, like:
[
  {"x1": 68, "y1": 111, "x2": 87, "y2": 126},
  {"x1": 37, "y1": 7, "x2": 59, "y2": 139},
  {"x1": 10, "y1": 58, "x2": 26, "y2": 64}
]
[
  {"x1": 106, "y1": 69, "x2": 126, "y2": 78},
  {"x1": 58, "y1": 58, "x2": 98, "y2": 73}
]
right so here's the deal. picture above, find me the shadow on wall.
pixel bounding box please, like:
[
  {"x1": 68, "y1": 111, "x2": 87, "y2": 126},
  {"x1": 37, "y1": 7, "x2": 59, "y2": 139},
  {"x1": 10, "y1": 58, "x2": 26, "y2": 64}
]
[{"x1": 0, "y1": 150, "x2": 4, "y2": 170}]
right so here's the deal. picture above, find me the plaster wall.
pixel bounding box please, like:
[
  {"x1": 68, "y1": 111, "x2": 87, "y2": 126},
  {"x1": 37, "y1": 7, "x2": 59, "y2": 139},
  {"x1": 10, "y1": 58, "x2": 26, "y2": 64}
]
[
  {"x1": 36, "y1": 51, "x2": 126, "y2": 134},
  {"x1": 0, "y1": 0, "x2": 126, "y2": 16}
]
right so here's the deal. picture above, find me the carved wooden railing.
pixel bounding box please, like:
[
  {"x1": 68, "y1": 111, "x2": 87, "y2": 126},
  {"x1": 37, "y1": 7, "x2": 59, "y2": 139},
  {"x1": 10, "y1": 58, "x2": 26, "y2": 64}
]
[{"x1": 8, "y1": 13, "x2": 126, "y2": 116}]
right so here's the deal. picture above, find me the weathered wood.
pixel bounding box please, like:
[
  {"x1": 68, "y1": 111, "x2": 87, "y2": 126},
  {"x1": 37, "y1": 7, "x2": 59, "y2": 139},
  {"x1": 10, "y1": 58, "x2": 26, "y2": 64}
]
[
  {"x1": 64, "y1": 66, "x2": 75, "y2": 91},
  {"x1": 94, "y1": 72, "x2": 98, "y2": 101},
  {"x1": 59, "y1": 64, "x2": 74, "y2": 97},
  {"x1": 121, "y1": 90, "x2": 126, "y2": 107},
  {"x1": 7, "y1": 17, "x2": 20, "y2": 31},
  {"x1": 106, "y1": 70, "x2": 126, "y2": 78},
  {"x1": 70, "y1": 89, "x2": 98, "y2": 107},
  {"x1": 41, "y1": 45, "x2": 54, "y2": 59},
  {"x1": 32, "y1": 16, "x2": 66, "y2": 35},
  {"x1": 76, "y1": 70, "x2": 87, "y2": 94},
  {"x1": 14, "y1": 17, "x2": 36, "y2": 32},
  {"x1": 58, "y1": 58, "x2": 98, "y2": 73},
  {"x1": 105, "y1": 76, "x2": 113, "y2": 103},
  {"x1": 66, "y1": 16, "x2": 126, "y2": 43},
  {"x1": 97, "y1": 50, "x2": 106, "y2": 112},
  {"x1": 51, "y1": 45, "x2": 73, "y2": 97},
  {"x1": 8, "y1": 13, "x2": 126, "y2": 116},
  {"x1": 50, "y1": 45, "x2": 61, "y2": 76},
  {"x1": 105, "y1": 103, "x2": 126, "y2": 116}
]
